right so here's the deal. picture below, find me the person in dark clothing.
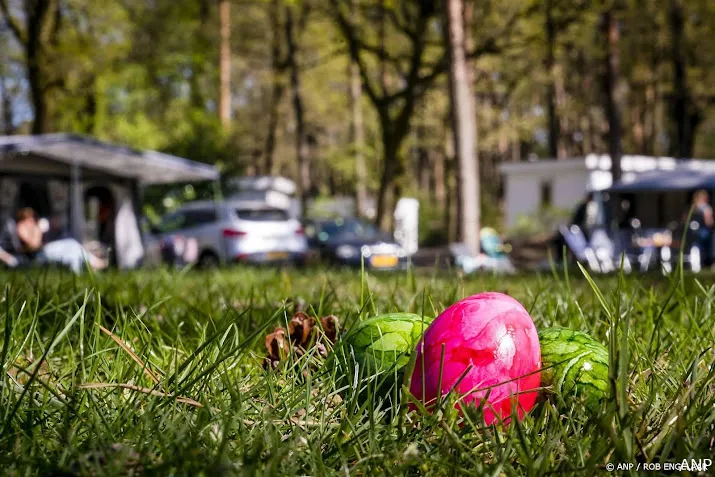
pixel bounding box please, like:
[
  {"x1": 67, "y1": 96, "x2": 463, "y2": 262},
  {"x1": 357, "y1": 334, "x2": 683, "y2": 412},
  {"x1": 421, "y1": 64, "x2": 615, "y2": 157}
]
[{"x1": 688, "y1": 190, "x2": 714, "y2": 266}]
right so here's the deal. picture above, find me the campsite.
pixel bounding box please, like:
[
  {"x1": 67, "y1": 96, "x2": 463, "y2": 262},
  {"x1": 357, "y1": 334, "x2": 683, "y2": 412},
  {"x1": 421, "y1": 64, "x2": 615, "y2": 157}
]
[{"x1": 2, "y1": 0, "x2": 715, "y2": 475}]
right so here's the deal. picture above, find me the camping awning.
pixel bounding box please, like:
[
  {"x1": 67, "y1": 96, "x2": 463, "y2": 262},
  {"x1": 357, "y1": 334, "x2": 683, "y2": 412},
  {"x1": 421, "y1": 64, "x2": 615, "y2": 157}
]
[
  {"x1": 0, "y1": 134, "x2": 219, "y2": 184},
  {"x1": 607, "y1": 168, "x2": 715, "y2": 193}
]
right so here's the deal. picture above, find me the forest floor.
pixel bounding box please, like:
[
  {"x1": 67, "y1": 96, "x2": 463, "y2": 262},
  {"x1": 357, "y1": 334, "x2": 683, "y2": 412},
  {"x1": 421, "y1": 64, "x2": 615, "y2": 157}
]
[{"x1": 1, "y1": 266, "x2": 714, "y2": 475}]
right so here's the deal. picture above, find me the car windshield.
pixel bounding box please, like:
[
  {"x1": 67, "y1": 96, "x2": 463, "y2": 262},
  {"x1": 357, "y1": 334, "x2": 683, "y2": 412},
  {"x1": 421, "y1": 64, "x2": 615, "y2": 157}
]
[
  {"x1": 317, "y1": 219, "x2": 383, "y2": 241},
  {"x1": 236, "y1": 208, "x2": 288, "y2": 221}
]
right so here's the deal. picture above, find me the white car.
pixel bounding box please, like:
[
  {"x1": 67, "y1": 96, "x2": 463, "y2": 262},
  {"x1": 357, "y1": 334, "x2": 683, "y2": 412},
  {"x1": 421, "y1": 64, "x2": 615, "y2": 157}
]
[{"x1": 147, "y1": 200, "x2": 308, "y2": 267}]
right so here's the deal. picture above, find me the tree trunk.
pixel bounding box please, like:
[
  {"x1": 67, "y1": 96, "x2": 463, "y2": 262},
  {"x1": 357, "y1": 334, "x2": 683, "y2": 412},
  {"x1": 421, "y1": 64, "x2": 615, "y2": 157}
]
[
  {"x1": 375, "y1": 122, "x2": 398, "y2": 230},
  {"x1": 511, "y1": 139, "x2": 521, "y2": 162},
  {"x1": 1, "y1": 76, "x2": 13, "y2": 135},
  {"x1": 0, "y1": 0, "x2": 56, "y2": 133},
  {"x1": 444, "y1": 130, "x2": 459, "y2": 243},
  {"x1": 264, "y1": 0, "x2": 284, "y2": 176},
  {"x1": 373, "y1": 1, "x2": 391, "y2": 229},
  {"x1": 286, "y1": 6, "x2": 310, "y2": 215},
  {"x1": 644, "y1": 82, "x2": 656, "y2": 155},
  {"x1": 378, "y1": 0, "x2": 388, "y2": 96},
  {"x1": 330, "y1": 0, "x2": 439, "y2": 230},
  {"x1": 349, "y1": 0, "x2": 367, "y2": 216},
  {"x1": 26, "y1": 12, "x2": 48, "y2": 134},
  {"x1": 433, "y1": 147, "x2": 446, "y2": 212},
  {"x1": 447, "y1": 0, "x2": 480, "y2": 255},
  {"x1": 189, "y1": 1, "x2": 211, "y2": 109},
  {"x1": 84, "y1": 76, "x2": 97, "y2": 134},
  {"x1": 554, "y1": 63, "x2": 569, "y2": 157},
  {"x1": 26, "y1": 0, "x2": 53, "y2": 134},
  {"x1": 264, "y1": 82, "x2": 284, "y2": 175},
  {"x1": 418, "y1": 149, "x2": 430, "y2": 194},
  {"x1": 219, "y1": 0, "x2": 231, "y2": 127},
  {"x1": 27, "y1": 60, "x2": 48, "y2": 134},
  {"x1": 602, "y1": 9, "x2": 622, "y2": 183},
  {"x1": 668, "y1": 0, "x2": 699, "y2": 158},
  {"x1": 544, "y1": 0, "x2": 563, "y2": 159}
]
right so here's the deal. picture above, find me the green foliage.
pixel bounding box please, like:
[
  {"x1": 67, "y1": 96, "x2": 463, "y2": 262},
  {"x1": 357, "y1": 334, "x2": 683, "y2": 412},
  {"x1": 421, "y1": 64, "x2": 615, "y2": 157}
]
[
  {"x1": 3, "y1": 0, "x2": 715, "y2": 239},
  {"x1": 418, "y1": 197, "x2": 449, "y2": 246},
  {"x1": 510, "y1": 207, "x2": 572, "y2": 238}
]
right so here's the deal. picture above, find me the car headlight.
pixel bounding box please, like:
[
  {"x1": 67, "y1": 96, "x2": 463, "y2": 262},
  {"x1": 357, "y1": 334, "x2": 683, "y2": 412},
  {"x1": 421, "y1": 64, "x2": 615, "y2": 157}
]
[{"x1": 336, "y1": 245, "x2": 358, "y2": 259}]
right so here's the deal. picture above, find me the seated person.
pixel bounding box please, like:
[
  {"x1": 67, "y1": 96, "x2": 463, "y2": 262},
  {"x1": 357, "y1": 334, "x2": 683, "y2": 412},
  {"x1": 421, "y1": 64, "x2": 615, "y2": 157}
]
[
  {"x1": 15, "y1": 207, "x2": 107, "y2": 273},
  {"x1": 688, "y1": 190, "x2": 714, "y2": 266}
]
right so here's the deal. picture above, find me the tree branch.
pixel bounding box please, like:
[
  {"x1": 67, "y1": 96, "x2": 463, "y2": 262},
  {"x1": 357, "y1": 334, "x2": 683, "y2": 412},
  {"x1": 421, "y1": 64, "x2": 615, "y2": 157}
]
[
  {"x1": 345, "y1": 36, "x2": 416, "y2": 65},
  {"x1": 384, "y1": 5, "x2": 416, "y2": 42},
  {"x1": 392, "y1": 6, "x2": 430, "y2": 138},
  {"x1": 300, "y1": 46, "x2": 347, "y2": 71},
  {"x1": 328, "y1": 0, "x2": 383, "y2": 108},
  {"x1": 0, "y1": 0, "x2": 26, "y2": 46}
]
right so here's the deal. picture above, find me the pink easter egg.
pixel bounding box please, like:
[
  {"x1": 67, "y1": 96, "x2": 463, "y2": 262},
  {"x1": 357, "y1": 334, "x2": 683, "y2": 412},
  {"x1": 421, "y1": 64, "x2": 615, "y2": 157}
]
[{"x1": 409, "y1": 292, "x2": 541, "y2": 425}]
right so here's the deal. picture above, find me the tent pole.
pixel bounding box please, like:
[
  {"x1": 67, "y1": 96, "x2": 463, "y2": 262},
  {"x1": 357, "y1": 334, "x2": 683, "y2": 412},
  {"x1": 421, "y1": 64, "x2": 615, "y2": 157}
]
[
  {"x1": 70, "y1": 163, "x2": 84, "y2": 242},
  {"x1": 133, "y1": 180, "x2": 146, "y2": 243}
]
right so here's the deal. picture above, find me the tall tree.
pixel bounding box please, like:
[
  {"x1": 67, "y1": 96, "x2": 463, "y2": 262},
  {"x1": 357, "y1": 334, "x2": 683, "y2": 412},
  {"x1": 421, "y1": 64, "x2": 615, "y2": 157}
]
[
  {"x1": 349, "y1": 53, "x2": 368, "y2": 215},
  {"x1": 542, "y1": 0, "x2": 582, "y2": 159},
  {"x1": 601, "y1": 6, "x2": 622, "y2": 183},
  {"x1": 264, "y1": 0, "x2": 286, "y2": 175},
  {"x1": 544, "y1": 0, "x2": 562, "y2": 159},
  {"x1": 219, "y1": 0, "x2": 232, "y2": 127},
  {"x1": 0, "y1": 25, "x2": 14, "y2": 134},
  {"x1": 0, "y1": 76, "x2": 12, "y2": 134},
  {"x1": 446, "y1": 0, "x2": 479, "y2": 255},
  {"x1": 285, "y1": 3, "x2": 311, "y2": 214},
  {"x1": 332, "y1": 1, "x2": 462, "y2": 227},
  {"x1": 0, "y1": 0, "x2": 61, "y2": 133},
  {"x1": 668, "y1": 0, "x2": 699, "y2": 158},
  {"x1": 330, "y1": 0, "x2": 526, "y2": 228},
  {"x1": 348, "y1": 0, "x2": 367, "y2": 215}
]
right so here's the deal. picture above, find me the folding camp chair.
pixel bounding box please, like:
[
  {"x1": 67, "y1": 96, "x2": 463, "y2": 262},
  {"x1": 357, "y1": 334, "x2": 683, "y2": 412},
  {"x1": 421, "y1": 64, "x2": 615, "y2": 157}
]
[
  {"x1": 590, "y1": 228, "x2": 635, "y2": 273},
  {"x1": 558, "y1": 225, "x2": 602, "y2": 272}
]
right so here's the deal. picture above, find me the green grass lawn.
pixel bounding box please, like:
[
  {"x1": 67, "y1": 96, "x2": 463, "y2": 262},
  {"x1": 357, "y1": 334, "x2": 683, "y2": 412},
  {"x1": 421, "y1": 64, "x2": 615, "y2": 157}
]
[{"x1": 1, "y1": 267, "x2": 714, "y2": 476}]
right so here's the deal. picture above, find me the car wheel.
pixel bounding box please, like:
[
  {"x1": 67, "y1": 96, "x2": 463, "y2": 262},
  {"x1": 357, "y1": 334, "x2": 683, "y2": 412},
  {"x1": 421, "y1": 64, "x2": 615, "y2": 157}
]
[{"x1": 198, "y1": 251, "x2": 220, "y2": 269}]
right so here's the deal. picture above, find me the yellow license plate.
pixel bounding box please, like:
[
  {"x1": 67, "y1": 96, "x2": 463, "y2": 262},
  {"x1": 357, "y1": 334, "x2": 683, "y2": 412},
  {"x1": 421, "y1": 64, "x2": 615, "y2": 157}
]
[
  {"x1": 370, "y1": 255, "x2": 398, "y2": 268},
  {"x1": 267, "y1": 252, "x2": 289, "y2": 260}
]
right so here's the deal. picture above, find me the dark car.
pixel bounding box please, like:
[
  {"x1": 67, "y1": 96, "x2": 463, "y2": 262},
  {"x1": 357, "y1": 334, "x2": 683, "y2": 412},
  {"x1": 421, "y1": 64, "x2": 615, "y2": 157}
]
[{"x1": 304, "y1": 218, "x2": 407, "y2": 270}]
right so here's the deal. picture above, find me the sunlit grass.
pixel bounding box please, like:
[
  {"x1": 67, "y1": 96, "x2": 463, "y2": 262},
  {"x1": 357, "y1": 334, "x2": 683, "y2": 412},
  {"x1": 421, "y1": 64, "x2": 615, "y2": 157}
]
[{"x1": 1, "y1": 266, "x2": 714, "y2": 475}]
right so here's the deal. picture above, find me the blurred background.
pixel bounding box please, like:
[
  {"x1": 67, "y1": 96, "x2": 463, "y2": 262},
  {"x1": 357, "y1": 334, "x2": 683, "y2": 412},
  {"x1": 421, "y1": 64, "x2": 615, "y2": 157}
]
[{"x1": 1, "y1": 0, "x2": 714, "y2": 251}]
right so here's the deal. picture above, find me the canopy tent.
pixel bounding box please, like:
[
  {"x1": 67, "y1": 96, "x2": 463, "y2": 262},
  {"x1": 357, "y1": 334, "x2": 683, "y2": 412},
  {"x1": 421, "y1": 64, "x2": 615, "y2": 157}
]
[
  {"x1": 0, "y1": 134, "x2": 219, "y2": 183},
  {"x1": 607, "y1": 168, "x2": 715, "y2": 193},
  {"x1": 605, "y1": 167, "x2": 715, "y2": 230},
  {"x1": 0, "y1": 134, "x2": 220, "y2": 269}
]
